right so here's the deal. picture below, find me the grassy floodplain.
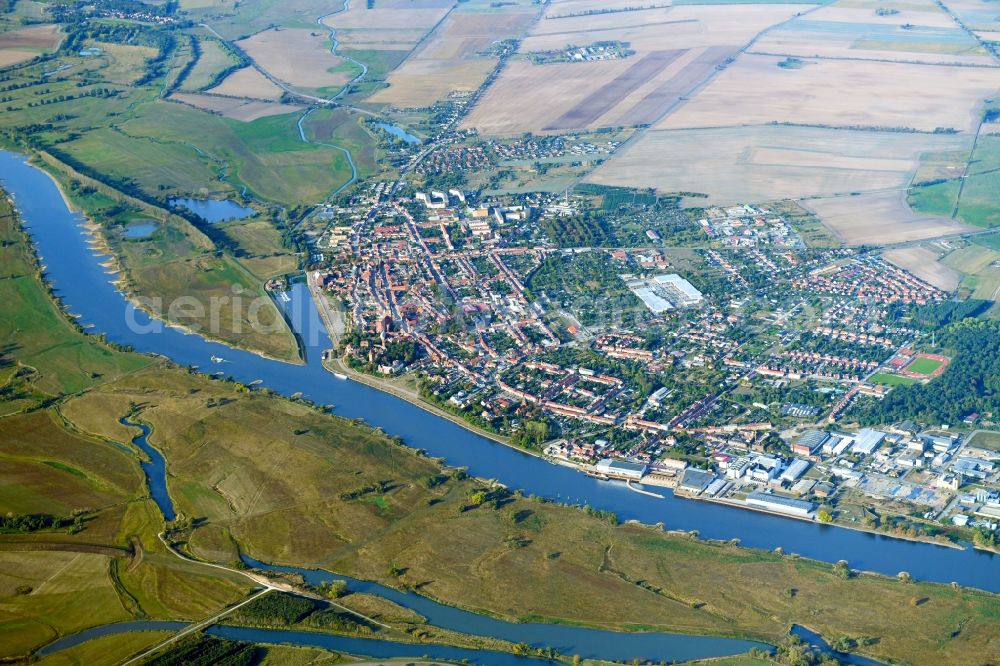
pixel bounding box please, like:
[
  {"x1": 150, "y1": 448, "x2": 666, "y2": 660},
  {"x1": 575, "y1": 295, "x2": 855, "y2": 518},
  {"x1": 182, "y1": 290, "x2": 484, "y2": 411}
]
[
  {"x1": 0, "y1": 6, "x2": 381, "y2": 360},
  {"x1": 1, "y1": 194, "x2": 1000, "y2": 665}
]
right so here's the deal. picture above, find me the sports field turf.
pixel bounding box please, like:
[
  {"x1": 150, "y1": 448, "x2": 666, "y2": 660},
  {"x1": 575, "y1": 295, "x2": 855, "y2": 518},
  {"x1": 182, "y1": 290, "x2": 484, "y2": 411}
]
[
  {"x1": 905, "y1": 357, "x2": 945, "y2": 375},
  {"x1": 869, "y1": 372, "x2": 919, "y2": 387}
]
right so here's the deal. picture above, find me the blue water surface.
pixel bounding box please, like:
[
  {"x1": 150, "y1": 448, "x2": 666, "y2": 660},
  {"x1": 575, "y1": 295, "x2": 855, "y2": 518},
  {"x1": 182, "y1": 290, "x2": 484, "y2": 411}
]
[
  {"x1": 1, "y1": 150, "x2": 997, "y2": 593},
  {"x1": 168, "y1": 197, "x2": 254, "y2": 223}
]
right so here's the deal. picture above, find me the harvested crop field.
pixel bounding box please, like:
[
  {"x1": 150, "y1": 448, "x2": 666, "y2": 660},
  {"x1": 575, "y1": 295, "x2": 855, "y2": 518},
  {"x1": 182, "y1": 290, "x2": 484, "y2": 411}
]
[
  {"x1": 0, "y1": 552, "x2": 80, "y2": 597},
  {"x1": 585, "y1": 125, "x2": 969, "y2": 205},
  {"x1": 369, "y1": 8, "x2": 536, "y2": 108},
  {"x1": 807, "y1": 2, "x2": 958, "y2": 29},
  {"x1": 170, "y1": 93, "x2": 303, "y2": 121},
  {"x1": 237, "y1": 28, "x2": 350, "y2": 92},
  {"x1": 463, "y1": 3, "x2": 816, "y2": 134},
  {"x1": 370, "y1": 59, "x2": 496, "y2": 107},
  {"x1": 0, "y1": 23, "x2": 61, "y2": 49},
  {"x1": 657, "y1": 54, "x2": 1000, "y2": 133},
  {"x1": 750, "y1": 4, "x2": 993, "y2": 65},
  {"x1": 545, "y1": 50, "x2": 687, "y2": 130},
  {"x1": 415, "y1": 11, "x2": 536, "y2": 60},
  {"x1": 322, "y1": 0, "x2": 453, "y2": 50},
  {"x1": 614, "y1": 46, "x2": 735, "y2": 127},
  {"x1": 943, "y1": 0, "x2": 1000, "y2": 32},
  {"x1": 882, "y1": 246, "x2": 960, "y2": 290},
  {"x1": 804, "y1": 191, "x2": 977, "y2": 245},
  {"x1": 0, "y1": 24, "x2": 62, "y2": 66},
  {"x1": 208, "y1": 66, "x2": 285, "y2": 100},
  {"x1": 523, "y1": 4, "x2": 810, "y2": 52},
  {"x1": 0, "y1": 49, "x2": 35, "y2": 67},
  {"x1": 463, "y1": 45, "x2": 733, "y2": 134}
]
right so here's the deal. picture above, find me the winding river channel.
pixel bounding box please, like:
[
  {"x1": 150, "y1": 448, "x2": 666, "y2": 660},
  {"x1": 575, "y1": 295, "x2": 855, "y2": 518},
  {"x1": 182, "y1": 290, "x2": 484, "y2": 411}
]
[{"x1": 0, "y1": 149, "x2": 995, "y2": 662}]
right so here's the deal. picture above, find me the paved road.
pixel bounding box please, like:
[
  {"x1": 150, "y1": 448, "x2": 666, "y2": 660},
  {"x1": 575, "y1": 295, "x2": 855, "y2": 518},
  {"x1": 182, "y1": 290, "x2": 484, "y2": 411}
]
[
  {"x1": 116, "y1": 533, "x2": 391, "y2": 664},
  {"x1": 119, "y1": 587, "x2": 273, "y2": 666}
]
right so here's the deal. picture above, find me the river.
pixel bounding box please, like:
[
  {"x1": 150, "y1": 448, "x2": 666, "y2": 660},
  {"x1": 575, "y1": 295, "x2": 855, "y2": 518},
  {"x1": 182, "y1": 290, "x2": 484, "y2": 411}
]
[
  {"x1": 239, "y1": 555, "x2": 765, "y2": 662},
  {"x1": 0, "y1": 149, "x2": 996, "y2": 598}
]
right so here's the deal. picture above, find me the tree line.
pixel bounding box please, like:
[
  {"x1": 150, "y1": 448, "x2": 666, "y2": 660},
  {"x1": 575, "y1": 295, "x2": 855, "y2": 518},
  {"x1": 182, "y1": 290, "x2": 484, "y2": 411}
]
[{"x1": 854, "y1": 318, "x2": 1000, "y2": 425}]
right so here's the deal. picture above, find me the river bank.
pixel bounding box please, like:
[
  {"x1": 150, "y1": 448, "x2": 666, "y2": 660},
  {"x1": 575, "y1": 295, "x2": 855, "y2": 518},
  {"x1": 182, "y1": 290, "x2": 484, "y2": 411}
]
[
  {"x1": 5, "y1": 150, "x2": 1000, "y2": 666},
  {"x1": 24, "y1": 149, "x2": 305, "y2": 366},
  {"x1": 319, "y1": 324, "x2": 969, "y2": 555},
  {"x1": 325, "y1": 348, "x2": 973, "y2": 555},
  {"x1": 688, "y1": 493, "x2": 966, "y2": 552},
  {"x1": 324, "y1": 355, "x2": 522, "y2": 452},
  {"x1": 5, "y1": 147, "x2": 1000, "y2": 598}
]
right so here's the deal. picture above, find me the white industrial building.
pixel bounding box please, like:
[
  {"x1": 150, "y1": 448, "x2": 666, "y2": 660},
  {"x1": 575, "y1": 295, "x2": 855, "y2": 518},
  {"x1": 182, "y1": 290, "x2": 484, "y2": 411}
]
[
  {"x1": 624, "y1": 273, "x2": 703, "y2": 313},
  {"x1": 780, "y1": 459, "x2": 811, "y2": 483},
  {"x1": 823, "y1": 434, "x2": 852, "y2": 456},
  {"x1": 647, "y1": 386, "x2": 670, "y2": 406},
  {"x1": 726, "y1": 456, "x2": 752, "y2": 480},
  {"x1": 746, "y1": 491, "x2": 816, "y2": 518},
  {"x1": 593, "y1": 459, "x2": 647, "y2": 480},
  {"x1": 851, "y1": 429, "x2": 886, "y2": 456}
]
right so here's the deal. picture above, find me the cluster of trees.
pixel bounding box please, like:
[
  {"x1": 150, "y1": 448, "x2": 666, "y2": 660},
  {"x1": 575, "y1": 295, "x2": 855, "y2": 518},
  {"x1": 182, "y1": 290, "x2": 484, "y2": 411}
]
[
  {"x1": 416, "y1": 375, "x2": 506, "y2": 436},
  {"x1": 199, "y1": 39, "x2": 251, "y2": 93},
  {"x1": 63, "y1": 19, "x2": 172, "y2": 54},
  {"x1": 901, "y1": 298, "x2": 991, "y2": 330},
  {"x1": 146, "y1": 635, "x2": 257, "y2": 666},
  {"x1": 741, "y1": 380, "x2": 833, "y2": 411},
  {"x1": 420, "y1": 169, "x2": 467, "y2": 191},
  {"x1": 547, "y1": 3, "x2": 668, "y2": 18},
  {"x1": 526, "y1": 252, "x2": 644, "y2": 326},
  {"x1": 134, "y1": 33, "x2": 177, "y2": 87},
  {"x1": 539, "y1": 210, "x2": 615, "y2": 247},
  {"x1": 0, "y1": 512, "x2": 75, "y2": 533},
  {"x1": 231, "y1": 592, "x2": 318, "y2": 627},
  {"x1": 855, "y1": 319, "x2": 1000, "y2": 425},
  {"x1": 343, "y1": 331, "x2": 419, "y2": 372},
  {"x1": 583, "y1": 504, "x2": 619, "y2": 525},
  {"x1": 165, "y1": 34, "x2": 200, "y2": 94},
  {"x1": 792, "y1": 331, "x2": 889, "y2": 364},
  {"x1": 462, "y1": 486, "x2": 512, "y2": 511},
  {"x1": 301, "y1": 608, "x2": 373, "y2": 633},
  {"x1": 338, "y1": 479, "x2": 392, "y2": 501},
  {"x1": 749, "y1": 634, "x2": 850, "y2": 666},
  {"x1": 19, "y1": 87, "x2": 119, "y2": 110},
  {"x1": 972, "y1": 526, "x2": 999, "y2": 550},
  {"x1": 509, "y1": 417, "x2": 549, "y2": 450}
]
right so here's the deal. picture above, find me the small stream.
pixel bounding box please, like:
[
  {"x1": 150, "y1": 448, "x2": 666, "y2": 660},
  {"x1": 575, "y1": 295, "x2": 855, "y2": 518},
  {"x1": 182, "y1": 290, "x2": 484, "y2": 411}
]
[
  {"x1": 293, "y1": 0, "x2": 368, "y2": 199},
  {"x1": 240, "y1": 555, "x2": 768, "y2": 663},
  {"x1": 120, "y1": 417, "x2": 175, "y2": 521},
  {"x1": 0, "y1": 149, "x2": 969, "y2": 666},
  {"x1": 297, "y1": 108, "x2": 358, "y2": 199}
]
